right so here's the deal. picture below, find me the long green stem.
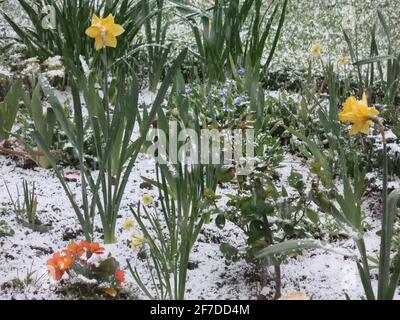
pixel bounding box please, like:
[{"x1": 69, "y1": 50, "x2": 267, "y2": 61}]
[
  {"x1": 356, "y1": 239, "x2": 375, "y2": 300},
  {"x1": 263, "y1": 214, "x2": 281, "y2": 299},
  {"x1": 378, "y1": 136, "x2": 390, "y2": 299},
  {"x1": 102, "y1": 47, "x2": 115, "y2": 244}
]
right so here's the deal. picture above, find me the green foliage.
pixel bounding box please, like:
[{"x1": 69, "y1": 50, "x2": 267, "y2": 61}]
[
  {"x1": 0, "y1": 79, "x2": 23, "y2": 142},
  {"x1": 128, "y1": 72, "x2": 219, "y2": 298},
  {"x1": 344, "y1": 11, "x2": 400, "y2": 136},
  {"x1": 129, "y1": 161, "x2": 215, "y2": 300},
  {"x1": 5, "y1": 179, "x2": 51, "y2": 233},
  {"x1": 256, "y1": 59, "x2": 400, "y2": 300},
  {"x1": 142, "y1": 0, "x2": 171, "y2": 92},
  {"x1": 34, "y1": 49, "x2": 187, "y2": 243},
  {"x1": 2, "y1": 0, "x2": 148, "y2": 72},
  {"x1": 173, "y1": 0, "x2": 288, "y2": 84},
  {"x1": 220, "y1": 243, "x2": 239, "y2": 262},
  {"x1": 20, "y1": 83, "x2": 58, "y2": 168},
  {"x1": 0, "y1": 220, "x2": 14, "y2": 237}
]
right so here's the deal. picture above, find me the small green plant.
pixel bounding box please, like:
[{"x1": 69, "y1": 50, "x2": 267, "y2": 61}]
[
  {"x1": 5, "y1": 179, "x2": 51, "y2": 232},
  {"x1": 0, "y1": 220, "x2": 14, "y2": 237},
  {"x1": 10, "y1": 262, "x2": 44, "y2": 290},
  {"x1": 21, "y1": 82, "x2": 58, "y2": 168},
  {"x1": 220, "y1": 170, "x2": 311, "y2": 299}
]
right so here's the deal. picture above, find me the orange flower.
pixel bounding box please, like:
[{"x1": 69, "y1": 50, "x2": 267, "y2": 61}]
[
  {"x1": 46, "y1": 252, "x2": 75, "y2": 281},
  {"x1": 115, "y1": 269, "x2": 125, "y2": 286},
  {"x1": 79, "y1": 241, "x2": 105, "y2": 255},
  {"x1": 63, "y1": 242, "x2": 85, "y2": 257},
  {"x1": 47, "y1": 254, "x2": 64, "y2": 281}
]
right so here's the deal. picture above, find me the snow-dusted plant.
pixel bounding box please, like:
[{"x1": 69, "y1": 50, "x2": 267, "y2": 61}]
[
  {"x1": 5, "y1": 179, "x2": 51, "y2": 233},
  {"x1": 258, "y1": 70, "x2": 400, "y2": 300},
  {"x1": 33, "y1": 18, "x2": 188, "y2": 243},
  {"x1": 128, "y1": 159, "x2": 216, "y2": 300}
]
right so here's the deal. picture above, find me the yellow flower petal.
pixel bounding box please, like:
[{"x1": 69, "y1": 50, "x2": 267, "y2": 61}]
[
  {"x1": 369, "y1": 107, "x2": 379, "y2": 117},
  {"x1": 361, "y1": 120, "x2": 373, "y2": 134},
  {"x1": 105, "y1": 34, "x2": 117, "y2": 48},
  {"x1": 349, "y1": 122, "x2": 364, "y2": 135},
  {"x1": 362, "y1": 93, "x2": 368, "y2": 105},
  {"x1": 130, "y1": 233, "x2": 145, "y2": 252},
  {"x1": 92, "y1": 14, "x2": 100, "y2": 25},
  {"x1": 95, "y1": 36, "x2": 104, "y2": 50},
  {"x1": 101, "y1": 14, "x2": 115, "y2": 31},
  {"x1": 85, "y1": 26, "x2": 100, "y2": 38},
  {"x1": 111, "y1": 24, "x2": 125, "y2": 37}
]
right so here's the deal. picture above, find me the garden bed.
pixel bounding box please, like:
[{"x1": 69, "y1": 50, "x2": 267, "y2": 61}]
[{"x1": 1, "y1": 0, "x2": 400, "y2": 301}]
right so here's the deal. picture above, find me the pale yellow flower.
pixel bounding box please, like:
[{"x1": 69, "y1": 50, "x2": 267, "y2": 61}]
[
  {"x1": 122, "y1": 218, "x2": 135, "y2": 231},
  {"x1": 311, "y1": 43, "x2": 322, "y2": 57},
  {"x1": 143, "y1": 194, "x2": 154, "y2": 206},
  {"x1": 170, "y1": 108, "x2": 180, "y2": 118},
  {"x1": 338, "y1": 55, "x2": 352, "y2": 65},
  {"x1": 130, "y1": 233, "x2": 145, "y2": 252},
  {"x1": 85, "y1": 14, "x2": 125, "y2": 50},
  {"x1": 339, "y1": 93, "x2": 380, "y2": 135}
]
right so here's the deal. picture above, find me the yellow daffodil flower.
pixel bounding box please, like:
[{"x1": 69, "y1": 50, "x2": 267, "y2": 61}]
[
  {"x1": 130, "y1": 233, "x2": 145, "y2": 252},
  {"x1": 339, "y1": 93, "x2": 380, "y2": 135},
  {"x1": 143, "y1": 194, "x2": 154, "y2": 206},
  {"x1": 85, "y1": 14, "x2": 125, "y2": 50},
  {"x1": 311, "y1": 43, "x2": 322, "y2": 57},
  {"x1": 122, "y1": 218, "x2": 135, "y2": 231},
  {"x1": 338, "y1": 55, "x2": 352, "y2": 65}
]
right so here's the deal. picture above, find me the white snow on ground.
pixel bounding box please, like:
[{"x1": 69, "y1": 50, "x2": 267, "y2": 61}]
[{"x1": 1, "y1": 149, "x2": 398, "y2": 300}]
